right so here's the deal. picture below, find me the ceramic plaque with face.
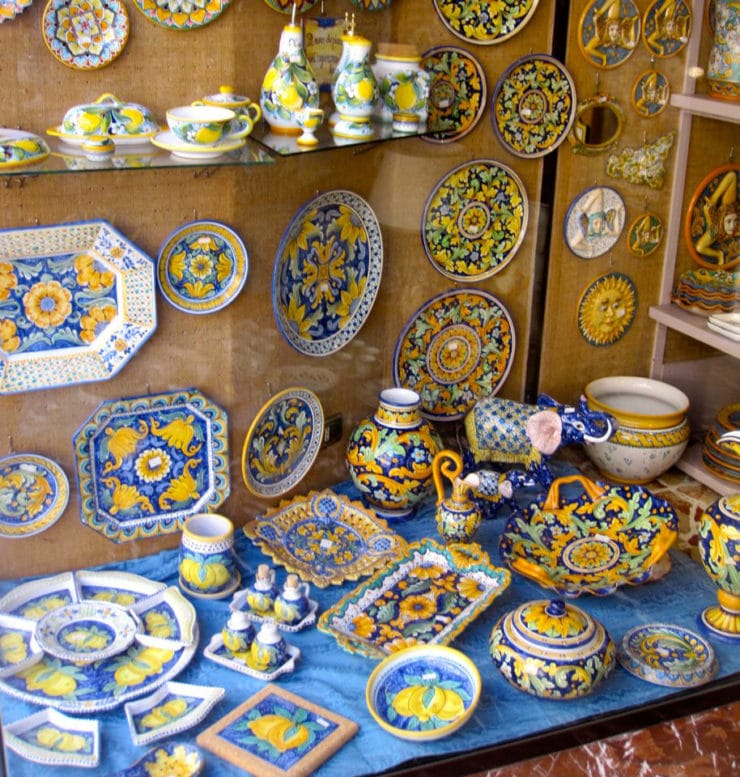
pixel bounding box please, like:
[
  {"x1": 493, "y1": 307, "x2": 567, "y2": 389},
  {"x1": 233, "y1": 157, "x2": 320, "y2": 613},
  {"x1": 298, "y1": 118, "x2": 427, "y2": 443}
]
[
  {"x1": 564, "y1": 186, "x2": 625, "y2": 259},
  {"x1": 577, "y1": 272, "x2": 637, "y2": 347}
]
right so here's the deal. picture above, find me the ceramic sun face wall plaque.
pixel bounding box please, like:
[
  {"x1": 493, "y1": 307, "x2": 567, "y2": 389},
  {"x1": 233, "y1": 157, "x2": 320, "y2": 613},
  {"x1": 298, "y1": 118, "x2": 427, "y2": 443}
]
[
  {"x1": 577, "y1": 272, "x2": 637, "y2": 347},
  {"x1": 578, "y1": 0, "x2": 640, "y2": 69}
]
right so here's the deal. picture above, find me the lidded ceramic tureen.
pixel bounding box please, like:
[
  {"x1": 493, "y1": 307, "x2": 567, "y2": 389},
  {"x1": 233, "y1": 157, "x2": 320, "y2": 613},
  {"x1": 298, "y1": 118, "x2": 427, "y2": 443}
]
[
  {"x1": 52, "y1": 93, "x2": 159, "y2": 143},
  {"x1": 489, "y1": 598, "x2": 615, "y2": 699}
]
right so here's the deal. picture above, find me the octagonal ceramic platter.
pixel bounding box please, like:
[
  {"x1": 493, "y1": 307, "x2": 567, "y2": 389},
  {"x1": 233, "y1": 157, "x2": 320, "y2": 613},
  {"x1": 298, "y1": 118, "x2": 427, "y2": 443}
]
[
  {"x1": 73, "y1": 388, "x2": 229, "y2": 542},
  {"x1": 0, "y1": 220, "x2": 156, "y2": 394}
]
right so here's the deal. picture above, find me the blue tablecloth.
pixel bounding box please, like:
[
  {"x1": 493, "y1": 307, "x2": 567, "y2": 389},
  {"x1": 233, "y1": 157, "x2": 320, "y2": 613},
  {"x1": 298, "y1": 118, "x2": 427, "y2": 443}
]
[{"x1": 1, "y1": 479, "x2": 738, "y2": 777}]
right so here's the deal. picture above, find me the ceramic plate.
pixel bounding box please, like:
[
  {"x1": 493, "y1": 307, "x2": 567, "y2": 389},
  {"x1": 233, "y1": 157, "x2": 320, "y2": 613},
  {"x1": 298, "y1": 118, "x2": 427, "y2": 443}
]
[
  {"x1": 0, "y1": 570, "x2": 198, "y2": 713},
  {"x1": 492, "y1": 54, "x2": 576, "y2": 158},
  {"x1": 110, "y1": 742, "x2": 204, "y2": 777},
  {"x1": 392, "y1": 288, "x2": 516, "y2": 421},
  {"x1": 262, "y1": 0, "x2": 318, "y2": 10},
  {"x1": 432, "y1": 0, "x2": 540, "y2": 45},
  {"x1": 133, "y1": 0, "x2": 231, "y2": 29},
  {"x1": 125, "y1": 681, "x2": 225, "y2": 746},
  {"x1": 618, "y1": 624, "x2": 718, "y2": 687},
  {"x1": 350, "y1": 0, "x2": 392, "y2": 10},
  {"x1": 203, "y1": 634, "x2": 300, "y2": 681},
  {"x1": 0, "y1": 453, "x2": 69, "y2": 538},
  {"x1": 47, "y1": 125, "x2": 158, "y2": 147},
  {"x1": 151, "y1": 130, "x2": 246, "y2": 159},
  {"x1": 642, "y1": 0, "x2": 692, "y2": 58},
  {"x1": 578, "y1": 0, "x2": 640, "y2": 69},
  {"x1": 684, "y1": 163, "x2": 739, "y2": 271},
  {"x1": 499, "y1": 480, "x2": 678, "y2": 597},
  {"x1": 564, "y1": 185, "x2": 625, "y2": 259},
  {"x1": 317, "y1": 539, "x2": 511, "y2": 658},
  {"x1": 366, "y1": 645, "x2": 481, "y2": 740},
  {"x1": 0, "y1": 129, "x2": 50, "y2": 169},
  {"x1": 157, "y1": 220, "x2": 249, "y2": 314},
  {"x1": 0, "y1": 220, "x2": 156, "y2": 394},
  {"x1": 4, "y1": 708, "x2": 99, "y2": 767},
  {"x1": 272, "y1": 189, "x2": 383, "y2": 356},
  {"x1": 42, "y1": 0, "x2": 129, "y2": 70},
  {"x1": 421, "y1": 45, "x2": 487, "y2": 144},
  {"x1": 73, "y1": 388, "x2": 229, "y2": 542},
  {"x1": 422, "y1": 159, "x2": 528, "y2": 280},
  {"x1": 1, "y1": 0, "x2": 33, "y2": 22},
  {"x1": 241, "y1": 387, "x2": 324, "y2": 498},
  {"x1": 244, "y1": 489, "x2": 407, "y2": 587}
]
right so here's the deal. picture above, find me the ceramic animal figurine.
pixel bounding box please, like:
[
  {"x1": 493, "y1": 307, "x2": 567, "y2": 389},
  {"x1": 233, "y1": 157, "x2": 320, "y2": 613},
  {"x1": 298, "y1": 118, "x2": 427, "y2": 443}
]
[
  {"x1": 432, "y1": 450, "x2": 482, "y2": 543},
  {"x1": 245, "y1": 564, "x2": 278, "y2": 614},
  {"x1": 250, "y1": 621, "x2": 288, "y2": 672},
  {"x1": 464, "y1": 394, "x2": 615, "y2": 492},
  {"x1": 222, "y1": 610, "x2": 255, "y2": 660},
  {"x1": 274, "y1": 574, "x2": 311, "y2": 625}
]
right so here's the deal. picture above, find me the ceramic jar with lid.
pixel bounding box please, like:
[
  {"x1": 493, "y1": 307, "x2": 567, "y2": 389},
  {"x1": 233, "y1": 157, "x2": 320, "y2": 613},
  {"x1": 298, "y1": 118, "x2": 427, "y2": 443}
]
[
  {"x1": 202, "y1": 85, "x2": 262, "y2": 124},
  {"x1": 374, "y1": 42, "x2": 430, "y2": 128},
  {"x1": 489, "y1": 599, "x2": 615, "y2": 699}
]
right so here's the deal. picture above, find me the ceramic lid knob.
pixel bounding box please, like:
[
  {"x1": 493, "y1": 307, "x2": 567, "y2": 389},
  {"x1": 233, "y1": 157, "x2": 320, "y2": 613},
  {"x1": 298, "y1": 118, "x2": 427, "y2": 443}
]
[{"x1": 227, "y1": 610, "x2": 251, "y2": 630}]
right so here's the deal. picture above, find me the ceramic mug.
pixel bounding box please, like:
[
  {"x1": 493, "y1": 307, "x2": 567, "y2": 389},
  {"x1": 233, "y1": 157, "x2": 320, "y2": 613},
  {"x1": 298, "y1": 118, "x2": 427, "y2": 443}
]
[
  {"x1": 178, "y1": 512, "x2": 240, "y2": 599},
  {"x1": 166, "y1": 104, "x2": 254, "y2": 146}
]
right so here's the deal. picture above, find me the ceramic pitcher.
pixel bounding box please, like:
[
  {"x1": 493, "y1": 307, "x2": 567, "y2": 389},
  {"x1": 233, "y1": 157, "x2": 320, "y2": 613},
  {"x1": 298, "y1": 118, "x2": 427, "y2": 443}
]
[{"x1": 432, "y1": 449, "x2": 482, "y2": 543}]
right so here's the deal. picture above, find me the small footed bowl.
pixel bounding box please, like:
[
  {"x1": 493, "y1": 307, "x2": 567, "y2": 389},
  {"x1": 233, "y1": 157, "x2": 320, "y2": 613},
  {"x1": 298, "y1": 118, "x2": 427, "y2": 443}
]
[{"x1": 365, "y1": 645, "x2": 480, "y2": 741}]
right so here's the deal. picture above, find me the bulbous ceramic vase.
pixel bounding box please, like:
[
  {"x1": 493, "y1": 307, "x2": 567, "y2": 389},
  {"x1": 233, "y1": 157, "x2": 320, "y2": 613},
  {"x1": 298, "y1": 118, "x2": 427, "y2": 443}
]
[
  {"x1": 332, "y1": 29, "x2": 378, "y2": 139},
  {"x1": 346, "y1": 387, "x2": 442, "y2": 518},
  {"x1": 707, "y1": 0, "x2": 740, "y2": 102}
]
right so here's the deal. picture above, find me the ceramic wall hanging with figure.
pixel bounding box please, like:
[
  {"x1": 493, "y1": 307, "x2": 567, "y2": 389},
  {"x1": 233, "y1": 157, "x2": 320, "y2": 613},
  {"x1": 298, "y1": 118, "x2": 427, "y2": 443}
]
[
  {"x1": 578, "y1": 0, "x2": 640, "y2": 69},
  {"x1": 564, "y1": 185, "x2": 625, "y2": 258},
  {"x1": 642, "y1": 0, "x2": 692, "y2": 58}
]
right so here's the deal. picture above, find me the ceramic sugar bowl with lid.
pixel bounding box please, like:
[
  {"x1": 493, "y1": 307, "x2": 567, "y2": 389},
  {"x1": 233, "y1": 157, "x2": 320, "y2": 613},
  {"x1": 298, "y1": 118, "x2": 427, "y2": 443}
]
[{"x1": 489, "y1": 599, "x2": 615, "y2": 699}]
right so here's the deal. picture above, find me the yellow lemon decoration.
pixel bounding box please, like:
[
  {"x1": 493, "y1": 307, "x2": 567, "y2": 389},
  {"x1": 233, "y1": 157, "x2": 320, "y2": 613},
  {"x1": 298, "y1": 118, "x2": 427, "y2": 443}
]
[
  {"x1": 179, "y1": 557, "x2": 230, "y2": 591},
  {"x1": 0, "y1": 631, "x2": 28, "y2": 665},
  {"x1": 141, "y1": 699, "x2": 189, "y2": 729},
  {"x1": 76, "y1": 112, "x2": 105, "y2": 134},
  {"x1": 248, "y1": 714, "x2": 310, "y2": 752},
  {"x1": 36, "y1": 726, "x2": 87, "y2": 753},
  {"x1": 394, "y1": 81, "x2": 418, "y2": 111},
  {"x1": 19, "y1": 664, "x2": 78, "y2": 697},
  {"x1": 112, "y1": 646, "x2": 174, "y2": 687},
  {"x1": 278, "y1": 84, "x2": 303, "y2": 112},
  {"x1": 391, "y1": 684, "x2": 465, "y2": 723},
  {"x1": 194, "y1": 124, "x2": 222, "y2": 145}
]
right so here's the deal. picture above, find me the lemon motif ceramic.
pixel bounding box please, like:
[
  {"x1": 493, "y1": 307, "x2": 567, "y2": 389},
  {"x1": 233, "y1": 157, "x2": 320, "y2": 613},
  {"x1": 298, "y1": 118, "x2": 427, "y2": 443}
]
[
  {"x1": 332, "y1": 23, "x2": 378, "y2": 139},
  {"x1": 178, "y1": 513, "x2": 240, "y2": 599}
]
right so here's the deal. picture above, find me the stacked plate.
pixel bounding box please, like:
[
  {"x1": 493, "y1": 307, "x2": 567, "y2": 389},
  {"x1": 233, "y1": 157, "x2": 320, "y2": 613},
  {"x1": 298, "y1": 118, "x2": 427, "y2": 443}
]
[
  {"x1": 672, "y1": 268, "x2": 740, "y2": 315},
  {"x1": 707, "y1": 311, "x2": 740, "y2": 341},
  {"x1": 702, "y1": 404, "x2": 740, "y2": 484}
]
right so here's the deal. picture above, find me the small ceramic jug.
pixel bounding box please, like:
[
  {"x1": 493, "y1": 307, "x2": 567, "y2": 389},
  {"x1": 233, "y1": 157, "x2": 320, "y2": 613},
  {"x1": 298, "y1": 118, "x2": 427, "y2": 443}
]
[
  {"x1": 222, "y1": 610, "x2": 255, "y2": 659},
  {"x1": 250, "y1": 620, "x2": 288, "y2": 672},
  {"x1": 432, "y1": 449, "x2": 482, "y2": 543},
  {"x1": 274, "y1": 574, "x2": 311, "y2": 625},
  {"x1": 245, "y1": 564, "x2": 278, "y2": 614}
]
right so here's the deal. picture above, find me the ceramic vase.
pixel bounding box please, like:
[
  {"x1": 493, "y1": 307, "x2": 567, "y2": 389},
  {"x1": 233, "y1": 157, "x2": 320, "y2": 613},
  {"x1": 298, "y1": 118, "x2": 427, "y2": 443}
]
[
  {"x1": 346, "y1": 387, "x2": 442, "y2": 519},
  {"x1": 698, "y1": 494, "x2": 740, "y2": 641},
  {"x1": 260, "y1": 22, "x2": 320, "y2": 135},
  {"x1": 374, "y1": 44, "x2": 430, "y2": 128},
  {"x1": 178, "y1": 513, "x2": 239, "y2": 599},
  {"x1": 707, "y1": 0, "x2": 740, "y2": 102},
  {"x1": 432, "y1": 449, "x2": 482, "y2": 543},
  {"x1": 331, "y1": 27, "x2": 378, "y2": 139}
]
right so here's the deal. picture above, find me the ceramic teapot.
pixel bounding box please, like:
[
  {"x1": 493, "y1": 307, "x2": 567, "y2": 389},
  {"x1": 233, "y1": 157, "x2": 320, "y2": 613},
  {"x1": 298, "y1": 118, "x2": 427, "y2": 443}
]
[{"x1": 432, "y1": 449, "x2": 482, "y2": 543}]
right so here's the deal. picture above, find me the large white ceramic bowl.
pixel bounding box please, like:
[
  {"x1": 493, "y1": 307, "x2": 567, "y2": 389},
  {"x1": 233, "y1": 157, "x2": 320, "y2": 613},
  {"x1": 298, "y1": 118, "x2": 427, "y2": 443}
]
[{"x1": 584, "y1": 376, "x2": 690, "y2": 484}]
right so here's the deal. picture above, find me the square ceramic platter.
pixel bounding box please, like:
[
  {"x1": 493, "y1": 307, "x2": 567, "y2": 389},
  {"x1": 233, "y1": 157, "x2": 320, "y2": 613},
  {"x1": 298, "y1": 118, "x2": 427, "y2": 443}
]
[
  {"x1": 317, "y1": 539, "x2": 511, "y2": 659},
  {"x1": 73, "y1": 387, "x2": 230, "y2": 542},
  {"x1": 124, "y1": 680, "x2": 225, "y2": 746},
  {"x1": 243, "y1": 489, "x2": 407, "y2": 587},
  {"x1": 0, "y1": 569, "x2": 198, "y2": 713},
  {"x1": 203, "y1": 634, "x2": 301, "y2": 681},
  {"x1": 3, "y1": 708, "x2": 99, "y2": 768},
  {"x1": 0, "y1": 220, "x2": 156, "y2": 394},
  {"x1": 196, "y1": 684, "x2": 358, "y2": 777}
]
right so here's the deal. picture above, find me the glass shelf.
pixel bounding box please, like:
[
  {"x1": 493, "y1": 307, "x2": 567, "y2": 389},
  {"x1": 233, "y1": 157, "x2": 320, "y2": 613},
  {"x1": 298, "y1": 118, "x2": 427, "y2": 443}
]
[{"x1": 0, "y1": 137, "x2": 274, "y2": 177}]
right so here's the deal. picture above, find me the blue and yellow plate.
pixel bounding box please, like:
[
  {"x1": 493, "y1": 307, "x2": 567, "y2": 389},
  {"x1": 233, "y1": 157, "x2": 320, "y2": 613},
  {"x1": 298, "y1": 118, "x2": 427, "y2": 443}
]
[
  {"x1": 432, "y1": 0, "x2": 540, "y2": 45},
  {"x1": 133, "y1": 0, "x2": 231, "y2": 29},
  {"x1": 111, "y1": 742, "x2": 203, "y2": 777},
  {"x1": 157, "y1": 220, "x2": 248, "y2": 314}
]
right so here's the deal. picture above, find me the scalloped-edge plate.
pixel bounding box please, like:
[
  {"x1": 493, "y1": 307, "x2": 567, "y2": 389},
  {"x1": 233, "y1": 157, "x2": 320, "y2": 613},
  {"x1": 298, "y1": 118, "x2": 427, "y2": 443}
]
[
  {"x1": 432, "y1": 0, "x2": 540, "y2": 44},
  {"x1": 4, "y1": 708, "x2": 99, "y2": 768},
  {"x1": 317, "y1": 539, "x2": 511, "y2": 658},
  {"x1": 617, "y1": 623, "x2": 718, "y2": 688},
  {"x1": 125, "y1": 681, "x2": 225, "y2": 746},
  {"x1": 244, "y1": 489, "x2": 407, "y2": 587},
  {"x1": 133, "y1": 0, "x2": 232, "y2": 29},
  {"x1": 110, "y1": 741, "x2": 203, "y2": 777},
  {"x1": 241, "y1": 387, "x2": 324, "y2": 498},
  {"x1": 0, "y1": 453, "x2": 69, "y2": 539},
  {"x1": 203, "y1": 634, "x2": 300, "y2": 681},
  {"x1": 230, "y1": 589, "x2": 318, "y2": 633}
]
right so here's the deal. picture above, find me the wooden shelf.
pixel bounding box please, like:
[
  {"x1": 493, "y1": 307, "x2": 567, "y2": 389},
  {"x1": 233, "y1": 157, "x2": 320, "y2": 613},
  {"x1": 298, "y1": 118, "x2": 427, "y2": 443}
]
[
  {"x1": 670, "y1": 93, "x2": 740, "y2": 123},
  {"x1": 650, "y1": 304, "x2": 740, "y2": 358},
  {"x1": 675, "y1": 442, "x2": 738, "y2": 496}
]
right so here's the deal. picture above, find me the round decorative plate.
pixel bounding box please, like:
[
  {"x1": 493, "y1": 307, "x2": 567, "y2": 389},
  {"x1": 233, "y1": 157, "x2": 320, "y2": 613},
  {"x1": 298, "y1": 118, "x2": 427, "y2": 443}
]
[
  {"x1": 618, "y1": 624, "x2": 718, "y2": 687},
  {"x1": 642, "y1": 0, "x2": 692, "y2": 58},
  {"x1": 432, "y1": 0, "x2": 540, "y2": 45},
  {"x1": 392, "y1": 288, "x2": 516, "y2": 420},
  {"x1": 132, "y1": 0, "x2": 231, "y2": 29},
  {"x1": 577, "y1": 272, "x2": 637, "y2": 347},
  {"x1": 627, "y1": 211, "x2": 663, "y2": 257},
  {"x1": 491, "y1": 53, "x2": 576, "y2": 158},
  {"x1": 42, "y1": 0, "x2": 129, "y2": 70},
  {"x1": 365, "y1": 645, "x2": 481, "y2": 741},
  {"x1": 157, "y1": 220, "x2": 249, "y2": 314},
  {"x1": 1, "y1": 0, "x2": 33, "y2": 22},
  {"x1": 578, "y1": 0, "x2": 640, "y2": 69},
  {"x1": 0, "y1": 453, "x2": 69, "y2": 538},
  {"x1": 631, "y1": 69, "x2": 670, "y2": 117},
  {"x1": 421, "y1": 45, "x2": 487, "y2": 144},
  {"x1": 350, "y1": 0, "x2": 391, "y2": 8},
  {"x1": 564, "y1": 185, "x2": 625, "y2": 259},
  {"x1": 35, "y1": 601, "x2": 139, "y2": 665},
  {"x1": 422, "y1": 159, "x2": 528, "y2": 281},
  {"x1": 262, "y1": 0, "x2": 318, "y2": 11},
  {"x1": 151, "y1": 130, "x2": 246, "y2": 160},
  {"x1": 684, "y1": 163, "x2": 739, "y2": 271},
  {"x1": 272, "y1": 189, "x2": 383, "y2": 356},
  {"x1": 241, "y1": 387, "x2": 324, "y2": 498}
]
